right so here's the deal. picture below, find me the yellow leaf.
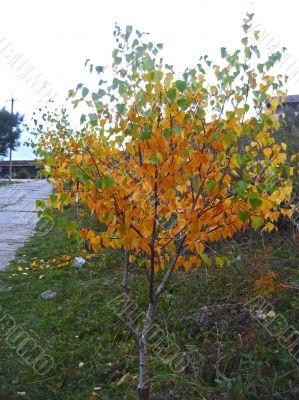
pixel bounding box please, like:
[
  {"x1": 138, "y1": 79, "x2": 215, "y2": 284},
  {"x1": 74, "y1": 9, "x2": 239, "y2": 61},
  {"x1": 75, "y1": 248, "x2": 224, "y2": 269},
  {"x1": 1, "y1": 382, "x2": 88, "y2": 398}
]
[
  {"x1": 291, "y1": 154, "x2": 297, "y2": 162},
  {"x1": 76, "y1": 154, "x2": 83, "y2": 164},
  {"x1": 289, "y1": 167, "x2": 294, "y2": 176},
  {"x1": 263, "y1": 222, "x2": 275, "y2": 232},
  {"x1": 86, "y1": 230, "x2": 96, "y2": 240},
  {"x1": 117, "y1": 372, "x2": 131, "y2": 386},
  {"x1": 254, "y1": 30, "x2": 260, "y2": 40},
  {"x1": 126, "y1": 143, "x2": 135, "y2": 155},
  {"x1": 263, "y1": 148, "x2": 272, "y2": 158},
  {"x1": 195, "y1": 242, "x2": 204, "y2": 254},
  {"x1": 183, "y1": 260, "x2": 193, "y2": 271},
  {"x1": 133, "y1": 191, "x2": 141, "y2": 202},
  {"x1": 175, "y1": 112, "x2": 185, "y2": 125},
  {"x1": 215, "y1": 256, "x2": 225, "y2": 268},
  {"x1": 281, "y1": 208, "x2": 293, "y2": 218},
  {"x1": 90, "y1": 236, "x2": 101, "y2": 252},
  {"x1": 275, "y1": 153, "x2": 287, "y2": 163}
]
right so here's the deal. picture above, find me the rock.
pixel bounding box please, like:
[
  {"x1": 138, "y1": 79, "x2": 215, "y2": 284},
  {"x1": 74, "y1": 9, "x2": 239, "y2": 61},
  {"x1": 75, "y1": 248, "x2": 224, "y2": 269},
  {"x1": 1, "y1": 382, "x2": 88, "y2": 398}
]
[
  {"x1": 73, "y1": 257, "x2": 86, "y2": 268},
  {"x1": 40, "y1": 290, "x2": 57, "y2": 300}
]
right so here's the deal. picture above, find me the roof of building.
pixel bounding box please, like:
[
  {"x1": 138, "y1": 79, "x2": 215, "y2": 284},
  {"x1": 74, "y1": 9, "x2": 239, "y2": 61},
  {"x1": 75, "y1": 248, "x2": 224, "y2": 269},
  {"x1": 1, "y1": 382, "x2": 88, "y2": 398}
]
[
  {"x1": 0, "y1": 160, "x2": 37, "y2": 168},
  {"x1": 285, "y1": 95, "x2": 299, "y2": 103}
]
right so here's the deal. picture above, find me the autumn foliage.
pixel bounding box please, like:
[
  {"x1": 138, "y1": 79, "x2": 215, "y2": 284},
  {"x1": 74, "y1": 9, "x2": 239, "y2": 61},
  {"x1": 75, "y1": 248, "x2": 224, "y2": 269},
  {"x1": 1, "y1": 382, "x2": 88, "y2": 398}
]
[{"x1": 33, "y1": 14, "x2": 297, "y2": 399}]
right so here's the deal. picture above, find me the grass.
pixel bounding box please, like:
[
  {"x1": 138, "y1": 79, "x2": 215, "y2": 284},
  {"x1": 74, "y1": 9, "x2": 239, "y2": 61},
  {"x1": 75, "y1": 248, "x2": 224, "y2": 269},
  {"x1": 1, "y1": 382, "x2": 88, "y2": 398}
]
[
  {"x1": 0, "y1": 180, "x2": 23, "y2": 186},
  {"x1": 0, "y1": 207, "x2": 299, "y2": 399}
]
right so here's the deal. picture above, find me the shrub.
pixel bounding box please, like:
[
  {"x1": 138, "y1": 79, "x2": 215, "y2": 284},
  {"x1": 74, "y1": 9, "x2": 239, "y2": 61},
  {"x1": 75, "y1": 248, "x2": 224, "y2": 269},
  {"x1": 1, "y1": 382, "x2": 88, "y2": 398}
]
[{"x1": 16, "y1": 169, "x2": 30, "y2": 179}]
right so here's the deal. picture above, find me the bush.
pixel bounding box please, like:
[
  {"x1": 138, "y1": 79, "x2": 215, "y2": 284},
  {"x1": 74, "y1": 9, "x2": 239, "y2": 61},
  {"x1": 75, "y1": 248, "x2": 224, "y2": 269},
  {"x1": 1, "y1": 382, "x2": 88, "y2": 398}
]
[{"x1": 16, "y1": 169, "x2": 30, "y2": 179}]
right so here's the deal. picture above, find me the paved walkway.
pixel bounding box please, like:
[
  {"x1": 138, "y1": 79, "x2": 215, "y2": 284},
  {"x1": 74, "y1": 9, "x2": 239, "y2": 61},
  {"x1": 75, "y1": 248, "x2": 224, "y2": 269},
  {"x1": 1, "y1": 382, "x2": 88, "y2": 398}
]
[{"x1": 0, "y1": 180, "x2": 52, "y2": 270}]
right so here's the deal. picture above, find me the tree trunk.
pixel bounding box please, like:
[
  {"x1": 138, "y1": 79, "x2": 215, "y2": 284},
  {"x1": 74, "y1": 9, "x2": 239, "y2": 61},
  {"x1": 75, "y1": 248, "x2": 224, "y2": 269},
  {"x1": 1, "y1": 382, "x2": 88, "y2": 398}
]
[{"x1": 137, "y1": 303, "x2": 154, "y2": 400}]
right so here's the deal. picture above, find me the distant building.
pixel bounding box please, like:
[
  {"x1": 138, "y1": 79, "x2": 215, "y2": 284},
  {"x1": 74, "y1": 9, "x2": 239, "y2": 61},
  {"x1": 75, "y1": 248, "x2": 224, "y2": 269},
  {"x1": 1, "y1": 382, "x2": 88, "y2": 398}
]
[
  {"x1": 284, "y1": 95, "x2": 299, "y2": 114},
  {"x1": 268, "y1": 95, "x2": 299, "y2": 115},
  {"x1": 0, "y1": 160, "x2": 39, "y2": 179}
]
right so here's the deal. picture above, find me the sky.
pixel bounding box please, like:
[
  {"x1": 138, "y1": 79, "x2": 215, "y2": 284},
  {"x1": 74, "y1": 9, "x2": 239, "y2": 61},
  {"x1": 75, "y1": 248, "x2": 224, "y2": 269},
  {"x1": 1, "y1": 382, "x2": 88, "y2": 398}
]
[{"x1": 0, "y1": 0, "x2": 299, "y2": 160}]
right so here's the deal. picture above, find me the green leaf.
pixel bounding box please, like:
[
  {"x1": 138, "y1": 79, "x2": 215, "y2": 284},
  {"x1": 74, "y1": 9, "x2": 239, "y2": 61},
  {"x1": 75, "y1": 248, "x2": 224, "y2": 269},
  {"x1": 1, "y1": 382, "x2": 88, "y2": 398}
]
[
  {"x1": 125, "y1": 25, "x2": 133, "y2": 41},
  {"x1": 221, "y1": 47, "x2": 227, "y2": 58},
  {"x1": 200, "y1": 253, "x2": 211, "y2": 267},
  {"x1": 82, "y1": 87, "x2": 89, "y2": 97},
  {"x1": 50, "y1": 194, "x2": 58, "y2": 203},
  {"x1": 119, "y1": 225, "x2": 126, "y2": 234},
  {"x1": 119, "y1": 82, "x2": 127, "y2": 96},
  {"x1": 141, "y1": 127, "x2": 152, "y2": 140},
  {"x1": 132, "y1": 39, "x2": 139, "y2": 47},
  {"x1": 235, "y1": 181, "x2": 247, "y2": 196},
  {"x1": 98, "y1": 89, "x2": 106, "y2": 98},
  {"x1": 215, "y1": 256, "x2": 225, "y2": 267},
  {"x1": 69, "y1": 164, "x2": 80, "y2": 177},
  {"x1": 116, "y1": 103, "x2": 125, "y2": 114},
  {"x1": 238, "y1": 211, "x2": 249, "y2": 222},
  {"x1": 36, "y1": 199, "x2": 45, "y2": 208},
  {"x1": 217, "y1": 153, "x2": 225, "y2": 163},
  {"x1": 80, "y1": 114, "x2": 86, "y2": 124},
  {"x1": 95, "y1": 65, "x2": 104, "y2": 74},
  {"x1": 173, "y1": 126, "x2": 182, "y2": 135},
  {"x1": 61, "y1": 193, "x2": 68, "y2": 203},
  {"x1": 150, "y1": 155, "x2": 159, "y2": 164},
  {"x1": 251, "y1": 216, "x2": 264, "y2": 230},
  {"x1": 114, "y1": 56, "x2": 122, "y2": 65},
  {"x1": 235, "y1": 154, "x2": 243, "y2": 166},
  {"x1": 92, "y1": 92, "x2": 99, "y2": 102},
  {"x1": 175, "y1": 80, "x2": 186, "y2": 93},
  {"x1": 163, "y1": 129, "x2": 172, "y2": 139},
  {"x1": 157, "y1": 43, "x2": 163, "y2": 49},
  {"x1": 95, "y1": 178, "x2": 103, "y2": 189},
  {"x1": 177, "y1": 98, "x2": 190, "y2": 109},
  {"x1": 143, "y1": 56, "x2": 154, "y2": 70},
  {"x1": 206, "y1": 179, "x2": 217, "y2": 193},
  {"x1": 166, "y1": 88, "x2": 176, "y2": 103},
  {"x1": 64, "y1": 182, "x2": 73, "y2": 191},
  {"x1": 88, "y1": 113, "x2": 98, "y2": 121},
  {"x1": 241, "y1": 37, "x2": 248, "y2": 46},
  {"x1": 103, "y1": 175, "x2": 116, "y2": 188},
  {"x1": 223, "y1": 132, "x2": 236, "y2": 146},
  {"x1": 112, "y1": 78, "x2": 119, "y2": 89},
  {"x1": 249, "y1": 197, "x2": 262, "y2": 210},
  {"x1": 153, "y1": 70, "x2": 163, "y2": 82}
]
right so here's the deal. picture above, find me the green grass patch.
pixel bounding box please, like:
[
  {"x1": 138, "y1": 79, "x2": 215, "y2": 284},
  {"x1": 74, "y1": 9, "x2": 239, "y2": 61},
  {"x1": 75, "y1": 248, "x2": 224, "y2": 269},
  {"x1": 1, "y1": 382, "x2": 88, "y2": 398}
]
[
  {"x1": 0, "y1": 208, "x2": 299, "y2": 399},
  {"x1": 0, "y1": 180, "x2": 23, "y2": 186}
]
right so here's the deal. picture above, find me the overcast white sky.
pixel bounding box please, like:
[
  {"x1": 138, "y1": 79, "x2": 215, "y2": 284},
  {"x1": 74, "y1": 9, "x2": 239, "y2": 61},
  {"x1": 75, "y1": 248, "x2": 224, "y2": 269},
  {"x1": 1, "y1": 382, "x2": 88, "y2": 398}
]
[{"x1": 1, "y1": 0, "x2": 299, "y2": 160}]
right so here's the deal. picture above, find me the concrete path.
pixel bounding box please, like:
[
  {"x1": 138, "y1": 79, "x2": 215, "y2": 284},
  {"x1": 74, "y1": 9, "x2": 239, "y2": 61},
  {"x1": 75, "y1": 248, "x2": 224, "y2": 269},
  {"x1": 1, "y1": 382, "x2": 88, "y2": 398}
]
[{"x1": 0, "y1": 180, "x2": 52, "y2": 270}]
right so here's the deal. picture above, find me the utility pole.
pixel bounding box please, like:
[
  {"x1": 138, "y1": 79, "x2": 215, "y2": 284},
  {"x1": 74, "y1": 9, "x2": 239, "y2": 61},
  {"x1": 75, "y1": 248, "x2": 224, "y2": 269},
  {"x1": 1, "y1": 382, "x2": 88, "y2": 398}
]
[{"x1": 9, "y1": 97, "x2": 14, "y2": 184}]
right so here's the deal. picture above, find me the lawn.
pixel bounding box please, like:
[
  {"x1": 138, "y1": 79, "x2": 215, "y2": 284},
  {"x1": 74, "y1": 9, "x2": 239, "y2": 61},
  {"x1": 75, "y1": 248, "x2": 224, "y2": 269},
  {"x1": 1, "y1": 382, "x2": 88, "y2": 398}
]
[
  {"x1": 0, "y1": 207, "x2": 299, "y2": 399},
  {"x1": 0, "y1": 181, "x2": 11, "y2": 186},
  {"x1": 0, "y1": 180, "x2": 22, "y2": 186}
]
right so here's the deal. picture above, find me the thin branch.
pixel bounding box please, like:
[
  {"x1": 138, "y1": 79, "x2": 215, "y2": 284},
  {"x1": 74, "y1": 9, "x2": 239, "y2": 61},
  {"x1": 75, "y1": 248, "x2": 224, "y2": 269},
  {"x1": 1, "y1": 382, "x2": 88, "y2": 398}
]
[{"x1": 155, "y1": 235, "x2": 186, "y2": 300}]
